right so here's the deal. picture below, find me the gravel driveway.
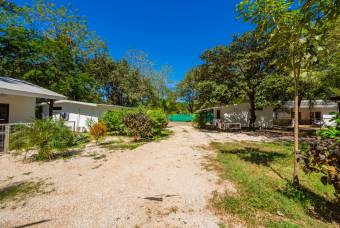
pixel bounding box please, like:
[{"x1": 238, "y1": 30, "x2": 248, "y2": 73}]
[{"x1": 0, "y1": 124, "x2": 268, "y2": 227}]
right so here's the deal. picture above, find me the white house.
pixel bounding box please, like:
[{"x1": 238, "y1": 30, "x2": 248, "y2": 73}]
[
  {"x1": 0, "y1": 77, "x2": 66, "y2": 124},
  {"x1": 203, "y1": 103, "x2": 274, "y2": 128},
  {"x1": 0, "y1": 76, "x2": 66, "y2": 152},
  {"x1": 275, "y1": 100, "x2": 339, "y2": 126},
  {"x1": 40, "y1": 100, "x2": 125, "y2": 132}
]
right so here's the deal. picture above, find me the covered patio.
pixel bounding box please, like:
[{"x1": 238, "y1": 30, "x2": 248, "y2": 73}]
[{"x1": 0, "y1": 77, "x2": 65, "y2": 152}]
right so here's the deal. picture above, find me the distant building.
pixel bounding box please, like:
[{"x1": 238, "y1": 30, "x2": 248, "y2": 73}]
[
  {"x1": 200, "y1": 99, "x2": 339, "y2": 129},
  {"x1": 39, "y1": 100, "x2": 125, "y2": 132},
  {"x1": 275, "y1": 100, "x2": 339, "y2": 127},
  {"x1": 200, "y1": 103, "x2": 274, "y2": 128}
]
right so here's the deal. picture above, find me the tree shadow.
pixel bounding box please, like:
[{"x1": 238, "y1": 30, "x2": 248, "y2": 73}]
[
  {"x1": 13, "y1": 219, "x2": 51, "y2": 228},
  {"x1": 279, "y1": 182, "x2": 340, "y2": 223},
  {"x1": 221, "y1": 147, "x2": 287, "y2": 167},
  {"x1": 220, "y1": 146, "x2": 340, "y2": 222}
]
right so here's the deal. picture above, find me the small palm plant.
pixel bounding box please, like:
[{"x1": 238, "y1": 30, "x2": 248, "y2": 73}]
[{"x1": 10, "y1": 119, "x2": 75, "y2": 160}]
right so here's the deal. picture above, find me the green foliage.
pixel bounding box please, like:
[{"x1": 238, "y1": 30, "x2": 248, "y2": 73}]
[
  {"x1": 10, "y1": 119, "x2": 82, "y2": 160},
  {"x1": 318, "y1": 112, "x2": 340, "y2": 139},
  {"x1": 102, "y1": 108, "x2": 168, "y2": 139},
  {"x1": 101, "y1": 109, "x2": 132, "y2": 134},
  {"x1": 123, "y1": 112, "x2": 152, "y2": 140},
  {"x1": 177, "y1": 69, "x2": 199, "y2": 113},
  {"x1": 210, "y1": 141, "x2": 338, "y2": 227},
  {"x1": 193, "y1": 112, "x2": 213, "y2": 129},
  {"x1": 304, "y1": 112, "x2": 340, "y2": 200},
  {"x1": 89, "y1": 122, "x2": 107, "y2": 144},
  {"x1": 0, "y1": 1, "x2": 172, "y2": 107},
  {"x1": 146, "y1": 109, "x2": 168, "y2": 136}
]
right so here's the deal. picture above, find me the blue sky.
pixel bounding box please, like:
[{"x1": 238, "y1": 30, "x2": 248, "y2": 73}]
[{"x1": 13, "y1": 0, "x2": 252, "y2": 83}]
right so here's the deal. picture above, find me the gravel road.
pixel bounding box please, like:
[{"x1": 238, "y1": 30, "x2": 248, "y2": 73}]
[{"x1": 0, "y1": 124, "x2": 268, "y2": 227}]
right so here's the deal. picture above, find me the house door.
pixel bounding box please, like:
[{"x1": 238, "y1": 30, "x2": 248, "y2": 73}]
[
  {"x1": 0, "y1": 104, "x2": 9, "y2": 124},
  {"x1": 0, "y1": 104, "x2": 9, "y2": 152}
]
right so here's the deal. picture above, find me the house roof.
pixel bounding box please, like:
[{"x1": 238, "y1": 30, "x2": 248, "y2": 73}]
[
  {"x1": 0, "y1": 77, "x2": 66, "y2": 100},
  {"x1": 282, "y1": 100, "x2": 338, "y2": 109},
  {"x1": 39, "y1": 100, "x2": 126, "y2": 109}
]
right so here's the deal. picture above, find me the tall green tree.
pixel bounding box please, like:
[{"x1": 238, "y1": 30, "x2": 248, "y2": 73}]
[
  {"x1": 237, "y1": 0, "x2": 339, "y2": 185},
  {"x1": 177, "y1": 68, "x2": 200, "y2": 113}
]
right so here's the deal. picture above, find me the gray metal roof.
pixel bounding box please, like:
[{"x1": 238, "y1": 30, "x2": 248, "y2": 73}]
[
  {"x1": 0, "y1": 77, "x2": 66, "y2": 100},
  {"x1": 282, "y1": 100, "x2": 338, "y2": 109},
  {"x1": 39, "y1": 100, "x2": 126, "y2": 109}
]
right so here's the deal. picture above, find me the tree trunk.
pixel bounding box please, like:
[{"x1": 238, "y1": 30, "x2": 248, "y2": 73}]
[
  {"x1": 249, "y1": 92, "x2": 256, "y2": 130},
  {"x1": 293, "y1": 78, "x2": 300, "y2": 186},
  {"x1": 48, "y1": 100, "x2": 54, "y2": 118}
]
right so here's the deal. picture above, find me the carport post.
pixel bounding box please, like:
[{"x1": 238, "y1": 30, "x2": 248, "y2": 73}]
[{"x1": 48, "y1": 99, "x2": 55, "y2": 118}]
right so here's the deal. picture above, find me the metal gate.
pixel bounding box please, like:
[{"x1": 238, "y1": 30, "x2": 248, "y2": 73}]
[{"x1": 0, "y1": 123, "x2": 30, "y2": 153}]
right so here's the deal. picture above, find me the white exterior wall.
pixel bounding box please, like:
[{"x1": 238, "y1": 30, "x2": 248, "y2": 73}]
[
  {"x1": 277, "y1": 106, "x2": 338, "y2": 126},
  {"x1": 0, "y1": 95, "x2": 35, "y2": 123},
  {"x1": 41, "y1": 103, "x2": 115, "y2": 131},
  {"x1": 213, "y1": 103, "x2": 274, "y2": 128}
]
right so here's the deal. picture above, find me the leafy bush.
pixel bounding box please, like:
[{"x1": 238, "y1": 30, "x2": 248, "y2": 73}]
[
  {"x1": 193, "y1": 113, "x2": 207, "y2": 129},
  {"x1": 10, "y1": 119, "x2": 79, "y2": 160},
  {"x1": 146, "y1": 109, "x2": 168, "y2": 136},
  {"x1": 317, "y1": 112, "x2": 340, "y2": 140},
  {"x1": 89, "y1": 122, "x2": 107, "y2": 144},
  {"x1": 304, "y1": 112, "x2": 340, "y2": 201},
  {"x1": 102, "y1": 108, "x2": 168, "y2": 138},
  {"x1": 101, "y1": 109, "x2": 132, "y2": 134},
  {"x1": 303, "y1": 139, "x2": 340, "y2": 200},
  {"x1": 123, "y1": 113, "x2": 152, "y2": 140}
]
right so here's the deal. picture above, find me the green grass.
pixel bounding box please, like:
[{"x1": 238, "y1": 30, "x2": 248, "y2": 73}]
[
  {"x1": 0, "y1": 180, "x2": 51, "y2": 206},
  {"x1": 101, "y1": 141, "x2": 145, "y2": 151},
  {"x1": 210, "y1": 141, "x2": 339, "y2": 228}
]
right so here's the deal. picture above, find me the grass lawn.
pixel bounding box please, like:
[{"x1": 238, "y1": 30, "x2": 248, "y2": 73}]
[{"x1": 210, "y1": 141, "x2": 339, "y2": 228}]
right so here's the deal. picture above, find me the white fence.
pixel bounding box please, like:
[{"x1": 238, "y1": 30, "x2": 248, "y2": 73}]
[
  {"x1": 0, "y1": 123, "x2": 30, "y2": 153},
  {"x1": 0, "y1": 121, "x2": 77, "y2": 153}
]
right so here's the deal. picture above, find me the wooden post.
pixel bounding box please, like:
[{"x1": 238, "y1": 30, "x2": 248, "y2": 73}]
[
  {"x1": 4, "y1": 124, "x2": 10, "y2": 153},
  {"x1": 48, "y1": 99, "x2": 54, "y2": 118}
]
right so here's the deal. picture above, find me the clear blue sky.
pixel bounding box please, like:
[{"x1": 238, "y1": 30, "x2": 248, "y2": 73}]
[{"x1": 13, "y1": 0, "x2": 252, "y2": 83}]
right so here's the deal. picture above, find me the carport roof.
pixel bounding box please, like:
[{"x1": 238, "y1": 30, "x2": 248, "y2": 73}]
[{"x1": 0, "y1": 76, "x2": 66, "y2": 100}]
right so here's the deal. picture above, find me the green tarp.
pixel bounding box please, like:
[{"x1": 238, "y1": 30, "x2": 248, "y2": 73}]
[{"x1": 168, "y1": 114, "x2": 194, "y2": 122}]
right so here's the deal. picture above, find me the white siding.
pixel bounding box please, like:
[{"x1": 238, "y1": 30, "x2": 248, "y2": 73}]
[
  {"x1": 0, "y1": 95, "x2": 35, "y2": 123},
  {"x1": 41, "y1": 103, "x2": 116, "y2": 131},
  {"x1": 213, "y1": 103, "x2": 274, "y2": 128}
]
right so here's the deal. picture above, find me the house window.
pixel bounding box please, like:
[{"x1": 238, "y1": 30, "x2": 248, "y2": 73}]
[
  {"x1": 53, "y1": 106, "x2": 62, "y2": 111},
  {"x1": 315, "y1": 112, "x2": 321, "y2": 120},
  {"x1": 216, "y1": 109, "x2": 221, "y2": 119}
]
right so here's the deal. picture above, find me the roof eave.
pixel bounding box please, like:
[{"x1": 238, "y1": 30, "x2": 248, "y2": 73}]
[{"x1": 0, "y1": 88, "x2": 66, "y2": 100}]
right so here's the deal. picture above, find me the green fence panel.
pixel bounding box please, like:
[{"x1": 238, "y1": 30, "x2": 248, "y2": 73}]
[{"x1": 168, "y1": 114, "x2": 194, "y2": 122}]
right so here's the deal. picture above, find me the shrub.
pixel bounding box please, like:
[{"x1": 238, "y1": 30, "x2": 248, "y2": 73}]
[
  {"x1": 303, "y1": 112, "x2": 340, "y2": 201},
  {"x1": 101, "y1": 109, "x2": 132, "y2": 134},
  {"x1": 146, "y1": 109, "x2": 168, "y2": 136},
  {"x1": 123, "y1": 113, "x2": 152, "y2": 140},
  {"x1": 303, "y1": 139, "x2": 339, "y2": 200},
  {"x1": 10, "y1": 119, "x2": 78, "y2": 160},
  {"x1": 89, "y1": 122, "x2": 107, "y2": 144},
  {"x1": 193, "y1": 113, "x2": 207, "y2": 129}
]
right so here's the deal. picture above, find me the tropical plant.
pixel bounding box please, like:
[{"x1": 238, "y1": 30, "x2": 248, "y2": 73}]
[
  {"x1": 303, "y1": 138, "x2": 339, "y2": 201},
  {"x1": 304, "y1": 112, "x2": 340, "y2": 200},
  {"x1": 10, "y1": 119, "x2": 78, "y2": 160},
  {"x1": 89, "y1": 122, "x2": 107, "y2": 144},
  {"x1": 193, "y1": 112, "x2": 212, "y2": 129},
  {"x1": 123, "y1": 113, "x2": 152, "y2": 140}
]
